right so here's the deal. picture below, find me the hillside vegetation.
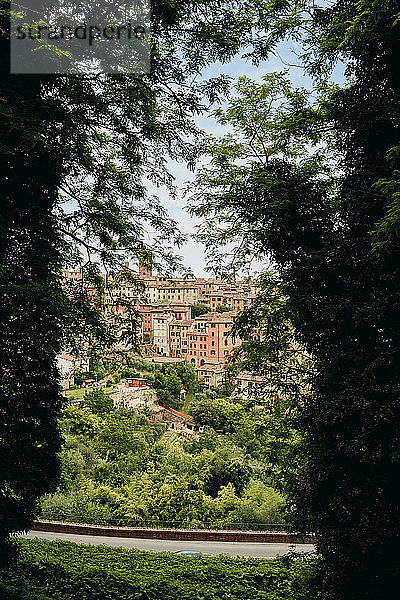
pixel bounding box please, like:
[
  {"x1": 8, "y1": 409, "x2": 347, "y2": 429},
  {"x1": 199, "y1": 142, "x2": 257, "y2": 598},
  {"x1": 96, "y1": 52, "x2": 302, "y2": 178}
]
[{"x1": 36, "y1": 382, "x2": 289, "y2": 529}]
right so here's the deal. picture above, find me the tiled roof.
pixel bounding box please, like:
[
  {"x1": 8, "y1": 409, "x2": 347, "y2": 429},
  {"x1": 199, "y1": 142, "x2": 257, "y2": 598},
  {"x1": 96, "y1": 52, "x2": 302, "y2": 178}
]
[
  {"x1": 162, "y1": 404, "x2": 192, "y2": 420},
  {"x1": 195, "y1": 312, "x2": 235, "y2": 321}
]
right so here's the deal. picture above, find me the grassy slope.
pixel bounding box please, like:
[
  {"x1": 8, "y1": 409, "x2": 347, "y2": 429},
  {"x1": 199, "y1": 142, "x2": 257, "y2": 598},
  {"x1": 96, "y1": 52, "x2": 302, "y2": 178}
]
[
  {"x1": 64, "y1": 388, "x2": 87, "y2": 400},
  {"x1": 182, "y1": 392, "x2": 195, "y2": 413},
  {"x1": 0, "y1": 539, "x2": 323, "y2": 600}
]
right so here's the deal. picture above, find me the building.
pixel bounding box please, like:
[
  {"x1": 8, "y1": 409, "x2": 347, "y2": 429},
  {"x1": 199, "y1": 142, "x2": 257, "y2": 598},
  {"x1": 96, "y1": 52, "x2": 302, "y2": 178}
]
[
  {"x1": 185, "y1": 312, "x2": 240, "y2": 367},
  {"x1": 57, "y1": 353, "x2": 90, "y2": 390},
  {"x1": 62, "y1": 255, "x2": 258, "y2": 384},
  {"x1": 122, "y1": 377, "x2": 148, "y2": 388},
  {"x1": 152, "y1": 313, "x2": 173, "y2": 356},
  {"x1": 196, "y1": 362, "x2": 226, "y2": 387}
]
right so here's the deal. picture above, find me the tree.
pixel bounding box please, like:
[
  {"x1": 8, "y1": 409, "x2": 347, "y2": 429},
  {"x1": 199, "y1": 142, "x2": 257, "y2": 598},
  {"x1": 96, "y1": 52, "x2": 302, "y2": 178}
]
[
  {"x1": 215, "y1": 304, "x2": 233, "y2": 313},
  {"x1": 190, "y1": 2, "x2": 400, "y2": 598},
  {"x1": 154, "y1": 362, "x2": 199, "y2": 408},
  {"x1": 1, "y1": 0, "x2": 300, "y2": 553},
  {"x1": 189, "y1": 396, "x2": 245, "y2": 433},
  {"x1": 95, "y1": 412, "x2": 149, "y2": 461},
  {"x1": 84, "y1": 389, "x2": 114, "y2": 415},
  {"x1": 59, "y1": 406, "x2": 100, "y2": 439},
  {"x1": 189, "y1": 398, "x2": 221, "y2": 429},
  {"x1": 154, "y1": 369, "x2": 182, "y2": 408},
  {"x1": 232, "y1": 479, "x2": 285, "y2": 525},
  {"x1": 172, "y1": 362, "x2": 197, "y2": 393},
  {"x1": 200, "y1": 445, "x2": 251, "y2": 497},
  {"x1": 191, "y1": 303, "x2": 210, "y2": 318},
  {"x1": 0, "y1": 3, "x2": 67, "y2": 559}
]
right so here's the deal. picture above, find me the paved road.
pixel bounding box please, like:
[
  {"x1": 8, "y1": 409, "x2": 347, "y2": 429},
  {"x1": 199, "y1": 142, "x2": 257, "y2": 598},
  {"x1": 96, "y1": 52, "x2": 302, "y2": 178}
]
[{"x1": 19, "y1": 531, "x2": 316, "y2": 558}]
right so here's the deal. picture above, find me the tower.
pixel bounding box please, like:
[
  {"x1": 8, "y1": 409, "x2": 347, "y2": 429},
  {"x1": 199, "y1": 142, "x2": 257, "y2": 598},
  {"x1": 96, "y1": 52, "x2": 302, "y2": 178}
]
[{"x1": 139, "y1": 249, "x2": 152, "y2": 278}]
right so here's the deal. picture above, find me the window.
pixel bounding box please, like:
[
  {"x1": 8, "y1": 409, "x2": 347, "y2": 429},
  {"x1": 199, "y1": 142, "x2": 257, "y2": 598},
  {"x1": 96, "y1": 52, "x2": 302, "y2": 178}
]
[{"x1": 211, "y1": 350, "x2": 215, "y2": 355}]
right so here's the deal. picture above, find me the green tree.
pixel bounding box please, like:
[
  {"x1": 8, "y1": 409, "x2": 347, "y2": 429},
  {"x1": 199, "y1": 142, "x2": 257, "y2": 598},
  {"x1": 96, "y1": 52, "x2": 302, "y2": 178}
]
[
  {"x1": 190, "y1": 2, "x2": 400, "y2": 598},
  {"x1": 215, "y1": 304, "x2": 233, "y2": 313},
  {"x1": 172, "y1": 362, "x2": 198, "y2": 393},
  {"x1": 189, "y1": 396, "x2": 245, "y2": 433},
  {"x1": 232, "y1": 480, "x2": 285, "y2": 526},
  {"x1": 201, "y1": 445, "x2": 251, "y2": 497},
  {"x1": 84, "y1": 389, "x2": 114, "y2": 416},
  {"x1": 0, "y1": 33, "x2": 66, "y2": 562},
  {"x1": 189, "y1": 398, "x2": 220, "y2": 429},
  {"x1": 95, "y1": 412, "x2": 149, "y2": 461},
  {"x1": 59, "y1": 407, "x2": 100, "y2": 439},
  {"x1": 191, "y1": 303, "x2": 210, "y2": 318},
  {"x1": 72, "y1": 370, "x2": 89, "y2": 387},
  {"x1": 154, "y1": 362, "x2": 199, "y2": 408},
  {"x1": 154, "y1": 370, "x2": 182, "y2": 408}
]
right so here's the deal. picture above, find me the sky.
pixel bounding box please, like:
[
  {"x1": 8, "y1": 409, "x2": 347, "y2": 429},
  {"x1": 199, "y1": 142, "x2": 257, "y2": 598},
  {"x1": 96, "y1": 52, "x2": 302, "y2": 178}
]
[{"x1": 149, "y1": 40, "x2": 346, "y2": 279}]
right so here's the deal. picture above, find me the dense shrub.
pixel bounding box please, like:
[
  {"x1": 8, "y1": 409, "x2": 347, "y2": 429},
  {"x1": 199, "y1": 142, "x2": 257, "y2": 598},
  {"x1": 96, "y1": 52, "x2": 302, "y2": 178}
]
[
  {"x1": 154, "y1": 363, "x2": 202, "y2": 409},
  {"x1": 38, "y1": 400, "x2": 286, "y2": 529},
  {"x1": 0, "y1": 539, "x2": 323, "y2": 600}
]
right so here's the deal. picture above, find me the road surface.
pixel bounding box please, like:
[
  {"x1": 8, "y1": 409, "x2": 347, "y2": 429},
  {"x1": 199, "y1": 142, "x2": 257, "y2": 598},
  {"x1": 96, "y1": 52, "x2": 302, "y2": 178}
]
[{"x1": 18, "y1": 530, "x2": 316, "y2": 558}]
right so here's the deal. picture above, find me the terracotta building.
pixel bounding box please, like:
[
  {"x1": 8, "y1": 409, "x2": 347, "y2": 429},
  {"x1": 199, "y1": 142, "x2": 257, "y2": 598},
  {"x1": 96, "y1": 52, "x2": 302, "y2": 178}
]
[
  {"x1": 62, "y1": 257, "x2": 258, "y2": 380},
  {"x1": 186, "y1": 312, "x2": 240, "y2": 368}
]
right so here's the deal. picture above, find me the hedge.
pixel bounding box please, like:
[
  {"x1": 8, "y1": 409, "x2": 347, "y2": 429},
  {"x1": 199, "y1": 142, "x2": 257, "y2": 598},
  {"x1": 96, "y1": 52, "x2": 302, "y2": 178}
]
[{"x1": 0, "y1": 539, "x2": 324, "y2": 600}]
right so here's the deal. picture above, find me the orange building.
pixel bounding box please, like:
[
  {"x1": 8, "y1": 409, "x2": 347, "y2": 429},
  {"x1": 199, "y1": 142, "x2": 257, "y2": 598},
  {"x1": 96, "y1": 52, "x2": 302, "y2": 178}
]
[
  {"x1": 62, "y1": 261, "x2": 258, "y2": 379},
  {"x1": 169, "y1": 319, "x2": 192, "y2": 358},
  {"x1": 185, "y1": 312, "x2": 240, "y2": 368}
]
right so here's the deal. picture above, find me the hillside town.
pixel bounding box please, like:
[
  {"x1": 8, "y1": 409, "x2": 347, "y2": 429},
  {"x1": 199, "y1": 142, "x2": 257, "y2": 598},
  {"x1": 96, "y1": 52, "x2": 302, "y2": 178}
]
[
  {"x1": 3, "y1": 3, "x2": 398, "y2": 597},
  {"x1": 60, "y1": 253, "x2": 260, "y2": 389}
]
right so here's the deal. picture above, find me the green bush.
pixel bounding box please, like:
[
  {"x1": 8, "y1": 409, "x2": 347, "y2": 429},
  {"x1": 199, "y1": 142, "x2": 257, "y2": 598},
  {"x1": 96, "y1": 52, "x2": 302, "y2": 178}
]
[
  {"x1": 37, "y1": 402, "x2": 286, "y2": 529},
  {"x1": 84, "y1": 389, "x2": 114, "y2": 415},
  {"x1": 39, "y1": 490, "x2": 115, "y2": 524},
  {"x1": 190, "y1": 303, "x2": 210, "y2": 318},
  {"x1": 1, "y1": 538, "x2": 323, "y2": 600}
]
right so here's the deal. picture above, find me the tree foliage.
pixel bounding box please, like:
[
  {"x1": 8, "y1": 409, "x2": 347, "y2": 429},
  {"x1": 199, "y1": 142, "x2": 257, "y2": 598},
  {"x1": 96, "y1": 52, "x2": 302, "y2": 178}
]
[
  {"x1": 154, "y1": 362, "x2": 199, "y2": 409},
  {"x1": 84, "y1": 389, "x2": 114, "y2": 416},
  {"x1": 0, "y1": 0, "x2": 303, "y2": 553},
  {"x1": 37, "y1": 404, "x2": 286, "y2": 528},
  {"x1": 190, "y1": 303, "x2": 210, "y2": 318},
  {"x1": 190, "y1": 2, "x2": 400, "y2": 598}
]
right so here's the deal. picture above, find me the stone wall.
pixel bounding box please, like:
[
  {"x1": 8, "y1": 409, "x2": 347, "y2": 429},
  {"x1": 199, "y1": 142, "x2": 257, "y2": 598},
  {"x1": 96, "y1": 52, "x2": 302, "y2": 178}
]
[{"x1": 32, "y1": 520, "x2": 316, "y2": 544}]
